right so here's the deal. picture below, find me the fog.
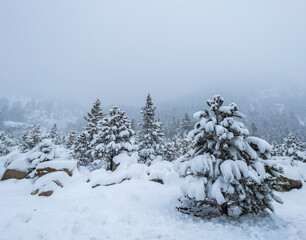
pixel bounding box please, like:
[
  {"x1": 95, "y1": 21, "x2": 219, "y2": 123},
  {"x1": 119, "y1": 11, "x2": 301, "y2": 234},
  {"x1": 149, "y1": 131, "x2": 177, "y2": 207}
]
[{"x1": 0, "y1": 0, "x2": 306, "y2": 106}]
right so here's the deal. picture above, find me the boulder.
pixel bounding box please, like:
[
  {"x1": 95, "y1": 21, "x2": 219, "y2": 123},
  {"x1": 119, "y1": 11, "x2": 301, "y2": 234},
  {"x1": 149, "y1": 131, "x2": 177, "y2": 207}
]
[
  {"x1": 92, "y1": 178, "x2": 130, "y2": 188},
  {"x1": 31, "y1": 189, "x2": 39, "y2": 195},
  {"x1": 150, "y1": 178, "x2": 164, "y2": 184},
  {"x1": 38, "y1": 190, "x2": 53, "y2": 197},
  {"x1": 279, "y1": 175, "x2": 302, "y2": 191},
  {"x1": 1, "y1": 169, "x2": 27, "y2": 180},
  {"x1": 36, "y1": 167, "x2": 72, "y2": 177},
  {"x1": 111, "y1": 161, "x2": 120, "y2": 172}
]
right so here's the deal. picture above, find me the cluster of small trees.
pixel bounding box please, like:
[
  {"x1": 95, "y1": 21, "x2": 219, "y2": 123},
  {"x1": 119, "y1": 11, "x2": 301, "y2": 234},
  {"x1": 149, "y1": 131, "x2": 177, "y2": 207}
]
[
  {"x1": 272, "y1": 133, "x2": 306, "y2": 162},
  {"x1": 72, "y1": 95, "x2": 189, "y2": 170}
]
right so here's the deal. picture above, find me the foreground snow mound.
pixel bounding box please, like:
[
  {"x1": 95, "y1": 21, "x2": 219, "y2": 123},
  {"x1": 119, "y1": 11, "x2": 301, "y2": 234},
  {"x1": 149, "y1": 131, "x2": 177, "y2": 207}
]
[
  {"x1": 90, "y1": 153, "x2": 180, "y2": 187},
  {"x1": 0, "y1": 175, "x2": 305, "y2": 240},
  {"x1": 32, "y1": 171, "x2": 71, "y2": 196}
]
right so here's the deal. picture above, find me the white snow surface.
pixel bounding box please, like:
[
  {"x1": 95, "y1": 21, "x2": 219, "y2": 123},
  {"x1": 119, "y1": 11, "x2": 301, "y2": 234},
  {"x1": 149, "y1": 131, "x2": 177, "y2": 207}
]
[{"x1": 0, "y1": 157, "x2": 306, "y2": 240}]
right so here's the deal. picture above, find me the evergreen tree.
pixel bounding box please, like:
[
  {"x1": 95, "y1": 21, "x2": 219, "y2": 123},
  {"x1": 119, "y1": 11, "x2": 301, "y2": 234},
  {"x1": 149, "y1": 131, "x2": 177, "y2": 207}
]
[
  {"x1": 74, "y1": 99, "x2": 105, "y2": 166},
  {"x1": 276, "y1": 133, "x2": 306, "y2": 161},
  {"x1": 0, "y1": 131, "x2": 10, "y2": 156},
  {"x1": 130, "y1": 119, "x2": 136, "y2": 131},
  {"x1": 181, "y1": 113, "x2": 193, "y2": 136},
  {"x1": 178, "y1": 95, "x2": 282, "y2": 217},
  {"x1": 91, "y1": 106, "x2": 137, "y2": 170},
  {"x1": 138, "y1": 94, "x2": 165, "y2": 164},
  {"x1": 175, "y1": 134, "x2": 189, "y2": 156},
  {"x1": 48, "y1": 123, "x2": 62, "y2": 145},
  {"x1": 84, "y1": 99, "x2": 105, "y2": 141},
  {"x1": 73, "y1": 132, "x2": 90, "y2": 165},
  {"x1": 19, "y1": 125, "x2": 43, "y2": 152},
  {"x1": 65, "y1": 128, "x2": 77, "y2": 150},
  {"x1": 163, "y1": 139, "x2": 177, "y2": 161}
]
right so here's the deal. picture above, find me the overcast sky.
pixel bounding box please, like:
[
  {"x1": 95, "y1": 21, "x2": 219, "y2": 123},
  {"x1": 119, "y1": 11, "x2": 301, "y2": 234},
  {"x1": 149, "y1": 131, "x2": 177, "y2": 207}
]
[{"x1": 0, "y1": 0, "x2": 305, "y2": 106}]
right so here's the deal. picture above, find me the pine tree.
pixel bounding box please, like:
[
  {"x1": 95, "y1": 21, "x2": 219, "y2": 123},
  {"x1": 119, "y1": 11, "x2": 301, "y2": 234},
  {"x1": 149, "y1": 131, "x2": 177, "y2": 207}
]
[
  {"x1": 73, "y1": 132, "x2": 89, "y2": 165},
  {"x1": 163, "y1": 139, "x2": 177, "y2": 161},
  {"x1": 138, "y1": 94, "x2": 165, "y2": 164},
  {"x1": 277, "y1": 133, "x2": 306, "y2": 161},
  {"x1": 19, "y1": 125, "x2": 43, "y2": 152},
  {"x1": 91, "y1": 106, "x2": 137, "y2": 171},
  {"x1": 48, "y1": 123, "x2": 62, "y2": 145},
  {"x1": 32, "y1": 125, "x2": 43, "y2": 146},
  {"x1": 130, "y1": 119, "x2": 136, "y2": 131},
  {"x1": 74, "y1": 99, "x2": 105, "y2": 166},
  {"x1": 181, "y1": 113, "x2": 193, "y2": 136},
  {"x1": 0, "y1": 131, "x2": 9, "y2": 156},
  {"x1": 178, "y1": 95, "x2": 282, "y2": 217},
  {"x1": 65, "y1": 128, "x2": 77, "y2": 150}
]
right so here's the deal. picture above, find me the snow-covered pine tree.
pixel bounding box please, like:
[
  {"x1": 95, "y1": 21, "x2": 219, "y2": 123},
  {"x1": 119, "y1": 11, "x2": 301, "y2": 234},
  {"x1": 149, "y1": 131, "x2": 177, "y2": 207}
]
[
  {"x1": 277, "y1": 133, "x2": 306, "y2": 161},
  {"x1": 91, "y1": 106, "x2": 137, "y2": 171},
  {"x1": 175, "y1": 134, "x2": 189, "y2": 156},
  {"x1": 19, "y1": 125, "x2": 43, "y2": 152},
  {"x1": 130, "y1": 119, "x2": 136, "y2": 131},
  {"x1": 74, "y1": 99, "x2": 105, "y2": 166},
  {"x1": 163, "y1": 139, "x2": 177, "y2": 162},
  {"x1": 181, "y1": 113, "x2": 193, "y2": 136},
  {"x1": 73, "y1": 132, "x2": 89, "y2": 165},
  {"x1": 19, "y1": 131, "x2": 32, "y2": 153},
  {"x1": 0, "y1": 131, "x2": 10, "y2": 156},
  {"x1": 32, "y1": 125, "x2": 43, "y2": 146},
  {"x1": 138, "y1": 94, "x2": 165, "y2": 164},
  {"x1": 65, "y1": 128, "x2": 77, "y2": 150},
  {"x1": 178, "y1": 95, "x2": 282, "y2": 217},
  {"x1": 48, "y1": 123, "x2": 62, "y2": 145},
  {"x1": 84, "y1": 99, "x2": 105, "y2": 141}
]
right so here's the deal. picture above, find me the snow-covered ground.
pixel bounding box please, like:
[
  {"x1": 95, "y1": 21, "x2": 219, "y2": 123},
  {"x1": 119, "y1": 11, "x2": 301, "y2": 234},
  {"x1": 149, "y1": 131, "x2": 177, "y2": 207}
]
[{"x1": 0, "y1": 168, "x2": 305, "y2": 240}]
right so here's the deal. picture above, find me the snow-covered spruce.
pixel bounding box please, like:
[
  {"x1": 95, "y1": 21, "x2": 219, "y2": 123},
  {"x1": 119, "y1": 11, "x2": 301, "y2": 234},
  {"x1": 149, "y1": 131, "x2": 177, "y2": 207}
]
[
  {"x1": 19, "y1": 124, "x2": 43, "y2": 153},
  {"x1": 47, "y1": 123, "x2": 62, "y2": 145},
  {"x1": 65, "y1": 128, "x2": 77, "y2": 150},
  {"x1": 73, "y1": 99, "x2": 105, "y2": 167},
  {"x1": 273, "y1": 133, "x2": 306, "y2": 162},
  {"x1": 0, "y1": 131, "x2": 16, "y2": 156},
  {"x1": 181, "y1": 113, "x2": 193, "y2": 137},
  {"x1": 138, "y1": 94, "x2": 165, "y2": 165},
  {"x1": 178, "y1": 95, "x2": 283, "y2": 217},
  {"x1": 90, "y1": 106, "x2": 137, "y2": 171}
]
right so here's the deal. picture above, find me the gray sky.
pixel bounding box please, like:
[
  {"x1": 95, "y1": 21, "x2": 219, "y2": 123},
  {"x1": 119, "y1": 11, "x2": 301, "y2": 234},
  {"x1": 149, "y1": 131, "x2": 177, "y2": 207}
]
[{"x1": 1, "y1": 0, "x2": 306, "y2": 106}]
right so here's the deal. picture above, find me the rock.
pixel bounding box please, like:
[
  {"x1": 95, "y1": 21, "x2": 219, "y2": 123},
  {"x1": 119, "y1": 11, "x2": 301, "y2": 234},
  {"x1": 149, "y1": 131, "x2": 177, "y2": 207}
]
[
  {"x1": 1, "y1": 169, "x2": 27, "y2": 180},
  {"x1": 38, "y1": 190, "x2": 54, "y2": 197},
  {"x1": 92, "y1": 178, "x2": 130, "y2": 188},
  {"x1": 279, "y1": 175, "x2": 302, "y2": 191},
  {"x1": 36, "y1": 167, "x2": 72, "y2": 177},
  {"x1": 31, "y1": 189, "x2": 39, "y2": 195},
  {"x1": 111, "y1": 162, "x2": 120, "y2": 172},
  {"x1": 150, "y1": 178, "x2": 164, "y2": 184},
  {"x1": 53, "y1": 180, "x2": 63, "y2": 188}
]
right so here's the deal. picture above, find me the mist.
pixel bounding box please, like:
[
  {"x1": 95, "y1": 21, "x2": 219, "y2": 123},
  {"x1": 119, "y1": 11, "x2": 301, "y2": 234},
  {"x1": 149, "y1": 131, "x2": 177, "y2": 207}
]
[{"x1": 1, "y1": 0, "x2": 306, "y2": 106}]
